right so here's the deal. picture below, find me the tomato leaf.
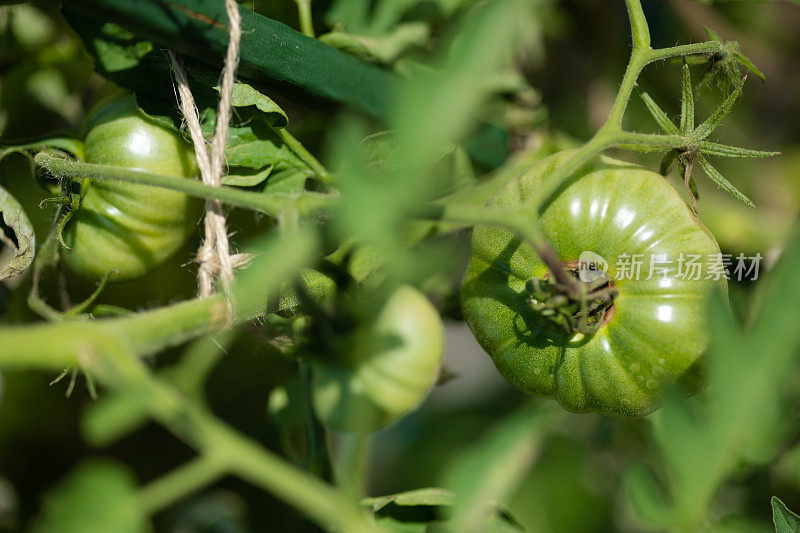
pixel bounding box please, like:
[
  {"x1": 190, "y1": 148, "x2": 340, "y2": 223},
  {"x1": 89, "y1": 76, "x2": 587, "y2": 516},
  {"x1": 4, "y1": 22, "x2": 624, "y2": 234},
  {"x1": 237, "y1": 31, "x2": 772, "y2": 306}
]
[
  {"x1": 773, "y1": 496, "x2": 800, "y2": 533},
  {"x1": 222, "y1": 166, "x2": 273, "y2": 188},
  {"x1": 0, "y1": 184, "x2": 35, "y2": 281},
  {"x1": 228, "y1": 83, "x2": 288, "y2": 128}
]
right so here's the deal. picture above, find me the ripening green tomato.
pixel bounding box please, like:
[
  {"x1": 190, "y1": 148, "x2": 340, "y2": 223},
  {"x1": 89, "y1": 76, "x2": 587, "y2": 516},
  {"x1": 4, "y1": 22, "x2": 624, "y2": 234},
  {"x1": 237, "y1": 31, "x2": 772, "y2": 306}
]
[
  {"x1": 62, "y1": 95, "x2": 198, "y2": 281},
  {"x1": 311, "y1": 285, "x2": 445, "y2": 433},
  {"x1": 461, "y1": 151, "x2": 728, "y2": 417}
]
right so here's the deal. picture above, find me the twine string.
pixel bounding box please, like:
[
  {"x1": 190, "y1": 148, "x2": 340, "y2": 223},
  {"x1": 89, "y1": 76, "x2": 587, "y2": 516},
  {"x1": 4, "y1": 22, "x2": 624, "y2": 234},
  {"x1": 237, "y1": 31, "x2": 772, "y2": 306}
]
[{"x1": 168, "y1": 0, "x2": 243, "y2": 299}]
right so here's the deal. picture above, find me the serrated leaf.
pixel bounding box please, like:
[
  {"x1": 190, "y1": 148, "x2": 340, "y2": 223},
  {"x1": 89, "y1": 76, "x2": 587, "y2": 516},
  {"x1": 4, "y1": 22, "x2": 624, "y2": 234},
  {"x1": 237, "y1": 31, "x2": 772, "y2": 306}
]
[
  {"x1": 698, "y1": 141, "x2": 779, "y2": 159},
  {"x1": 31, "y1": 460, "x2": 147, "y2": 533},
  {"x1": 639, "y1": 90, "x2": 680, "y2": 135},
  {"x1": 0, "y1": 184, "x2": 35, "y2": 281},
  {"x1": 680, "y1": 61, "x2": 694, "y2": 132},
  {"x1": 697, "y1": 156, "x2": 754, "y2": 207},
  {"x1": 772, "y1": 496, "x2": 800, "y2": 533},
  {"x1": 222, "y1": 166, "x2": 273, "y2": 187},
  {"x1": 694, "y1": 79, "x2": 744, "y2": 139}
]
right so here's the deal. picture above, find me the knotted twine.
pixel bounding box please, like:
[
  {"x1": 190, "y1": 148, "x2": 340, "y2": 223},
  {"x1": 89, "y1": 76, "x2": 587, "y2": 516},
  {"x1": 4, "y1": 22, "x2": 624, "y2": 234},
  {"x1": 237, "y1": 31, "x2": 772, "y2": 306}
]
[{"x1": 168, "y1": 0, "x2": 249, "y2": 303}]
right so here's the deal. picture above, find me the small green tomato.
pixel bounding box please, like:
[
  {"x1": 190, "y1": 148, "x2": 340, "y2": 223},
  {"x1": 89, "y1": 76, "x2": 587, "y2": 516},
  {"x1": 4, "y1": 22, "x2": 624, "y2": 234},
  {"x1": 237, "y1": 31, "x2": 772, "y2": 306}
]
[{"x1": 311, "y1": 285, "x2": 445, "y2": 433}]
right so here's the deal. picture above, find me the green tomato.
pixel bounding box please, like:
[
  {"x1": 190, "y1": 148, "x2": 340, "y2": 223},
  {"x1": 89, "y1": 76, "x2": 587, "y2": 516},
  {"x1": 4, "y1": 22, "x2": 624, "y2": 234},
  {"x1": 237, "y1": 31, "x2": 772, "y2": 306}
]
[
  {"x1": 461, "y1": 151, "x2": 728, "y2": 417},
  {"x1": 62, "y1": 95, "x2": 198, "y2": 281},
  {"x1": 312, "y1": 285, "x2": 445, "y2": 433}
]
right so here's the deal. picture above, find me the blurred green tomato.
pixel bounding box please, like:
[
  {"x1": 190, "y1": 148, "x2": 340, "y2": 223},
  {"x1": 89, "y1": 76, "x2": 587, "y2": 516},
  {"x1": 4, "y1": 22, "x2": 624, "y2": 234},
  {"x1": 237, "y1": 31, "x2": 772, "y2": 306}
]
[
  {"x1": 312, "y1": 286, "x2": 445, "y2": 433},
  {"x1": 62, "y1": 95, "x2": 198, "y2": 281},
  {"x1": 461, "y1": 151, "x2": 728, "y2": 417}
]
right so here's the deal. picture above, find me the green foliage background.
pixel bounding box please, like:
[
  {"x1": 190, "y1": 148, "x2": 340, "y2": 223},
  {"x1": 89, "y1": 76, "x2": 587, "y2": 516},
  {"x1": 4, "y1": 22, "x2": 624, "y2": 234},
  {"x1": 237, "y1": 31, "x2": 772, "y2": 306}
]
[{"x1": 0, "y1": 1, "x2": 799, "y2": 532}]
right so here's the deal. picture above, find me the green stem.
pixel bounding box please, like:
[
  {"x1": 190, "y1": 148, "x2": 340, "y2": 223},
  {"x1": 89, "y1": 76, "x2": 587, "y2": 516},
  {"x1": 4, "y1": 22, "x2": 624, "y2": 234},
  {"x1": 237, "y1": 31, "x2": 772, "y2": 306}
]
[
  {"x1": 0, "y1": 230, "x2": 318, "y2": 371},
  {"x1": 110, "y1": 347, "x2": 380, "y2": 533},
  {"x1": 34, "y1": 153, "x2": 334, "y2": 217},
  {"x1": 137, "y1": 456, "x2": 227, "y2": 514},
  {"x1": 167, "y1": 330, "x2": 238, "y2": 400},
  {"x1": 294, "y1": 0, "x2": 315, "y2": 38},
  {"x1": 276, "y1": 128, "x2": 333, "y2": 183},
  {"x1": 624, "y1": 0, "x2": 651, "y2": 49},
  {"x1": 648, "y1": 41, "x2": 727, "y2": 62}
]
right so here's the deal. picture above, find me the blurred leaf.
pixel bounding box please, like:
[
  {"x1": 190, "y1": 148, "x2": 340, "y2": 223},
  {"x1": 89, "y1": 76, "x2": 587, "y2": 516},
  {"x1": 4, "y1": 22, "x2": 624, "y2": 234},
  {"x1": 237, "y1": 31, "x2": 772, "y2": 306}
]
[
  {"x1": 32, "y1": 459, "x2": 147, "y2": 533},
  {"x1": 82, "y1": 386, "x2": 152, "y2": 447},
  {"x1": 622, "y1": 463, "x2": 669, "y2": 529},
  {"x1": 0, "y1": 184, "x2": 35, "y2": 281},
  {"x1": 320, "y1": 22, "x2": 429, "y2": 65},
  {"x1": 363, "y1": 488, "x2": 455, "y2": 511},
  {"x1": 442, "y1": 406, "x2": 550, "y2": 533},
  {"x1": 637, "y1": 223, "x2": 800, "y2": 530},
  {"x1": 164, "y1": 490, "x2": 248, "y2": 533},
  {"x1": 772, "y1": 497, "x2": 800, "y2": 533},
  {"x1": 362, "y1": 487, "x2": 523, "y2": 533},
  {"x1": 268, "y1": 380, "x2": 311, "y2": 465},
  {"x1": 0, "y1": 474, "x2": 18, "y2": 531}
]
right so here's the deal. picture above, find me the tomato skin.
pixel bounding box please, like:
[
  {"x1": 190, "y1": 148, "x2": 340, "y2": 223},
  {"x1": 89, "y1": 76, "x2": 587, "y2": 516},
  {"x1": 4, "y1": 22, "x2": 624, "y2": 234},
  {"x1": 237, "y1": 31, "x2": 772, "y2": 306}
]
[
  {"x1": 311, "y1": 286, "x2": 445, "y2": 433},
  {"x1": 62, "y1": 95, "x2": 198, "y2": 281},
  {"x1": 461, "y1": 151, "x2": 728, "y2": 417}
]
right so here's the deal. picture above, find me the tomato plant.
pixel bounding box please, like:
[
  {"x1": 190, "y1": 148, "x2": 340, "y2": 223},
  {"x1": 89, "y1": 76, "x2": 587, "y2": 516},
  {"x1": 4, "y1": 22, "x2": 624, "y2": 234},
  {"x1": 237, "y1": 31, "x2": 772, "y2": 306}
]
[
  {"x1": 62, "y1": 94, "x2": 199, "y2": 281},
  {"x1": 311, "y1": 285, "x2": 444, "y2": 433},
  {"x1": 0, "y1": 1, "x2": 797, "y2": 533}
]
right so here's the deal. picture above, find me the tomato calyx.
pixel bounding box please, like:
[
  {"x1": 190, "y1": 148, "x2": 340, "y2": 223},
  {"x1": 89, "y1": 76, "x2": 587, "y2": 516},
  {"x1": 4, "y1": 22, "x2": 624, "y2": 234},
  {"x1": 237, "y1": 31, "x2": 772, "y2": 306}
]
[{"x1": 525, "y1": 261, "x2": 617, "y2": 336}]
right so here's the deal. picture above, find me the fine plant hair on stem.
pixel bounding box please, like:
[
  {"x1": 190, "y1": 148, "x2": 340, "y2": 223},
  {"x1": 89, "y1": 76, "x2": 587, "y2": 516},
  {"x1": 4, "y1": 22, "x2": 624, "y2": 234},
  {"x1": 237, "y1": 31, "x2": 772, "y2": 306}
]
[{"x1": 168, "y1": 0, "x2": 241, "y2": 300}]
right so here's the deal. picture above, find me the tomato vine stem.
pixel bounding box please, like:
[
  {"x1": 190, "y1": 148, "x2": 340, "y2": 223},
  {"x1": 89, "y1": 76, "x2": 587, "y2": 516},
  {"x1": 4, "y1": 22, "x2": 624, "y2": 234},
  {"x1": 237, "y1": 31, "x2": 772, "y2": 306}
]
[
  {"x1": 428, "y1": 0, "x2": 735, "y2": 303},
  {"x1": 34, "y1": 152, "x2": 335, "y2": 218}
]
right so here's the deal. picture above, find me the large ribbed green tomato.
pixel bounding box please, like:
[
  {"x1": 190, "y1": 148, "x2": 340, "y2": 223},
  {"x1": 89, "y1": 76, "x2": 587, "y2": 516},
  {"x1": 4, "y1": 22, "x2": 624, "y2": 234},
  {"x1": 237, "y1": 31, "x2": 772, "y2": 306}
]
[
  {"x1": 62, "y1": 95, "x2": 198, "y2": 281},
  {"x1": 461, "y1": 151, "x2": 728, "y2": 417},
  {"x1": 311, "y1": 286, "x2": 445, "y2": 433}
]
